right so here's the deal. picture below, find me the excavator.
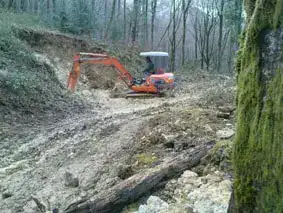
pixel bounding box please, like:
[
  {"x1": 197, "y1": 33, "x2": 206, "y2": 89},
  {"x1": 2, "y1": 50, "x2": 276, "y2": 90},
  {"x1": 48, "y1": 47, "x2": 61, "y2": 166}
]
[{"x1": 67, "y1": 52, "x2": 175, "y2": 97}]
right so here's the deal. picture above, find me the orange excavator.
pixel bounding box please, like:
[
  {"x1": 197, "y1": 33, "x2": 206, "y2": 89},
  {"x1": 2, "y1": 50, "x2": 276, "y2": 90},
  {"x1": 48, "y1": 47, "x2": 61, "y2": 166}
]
[{"x1": 67, "y1": 52, "x2": 175, "y2": 97}]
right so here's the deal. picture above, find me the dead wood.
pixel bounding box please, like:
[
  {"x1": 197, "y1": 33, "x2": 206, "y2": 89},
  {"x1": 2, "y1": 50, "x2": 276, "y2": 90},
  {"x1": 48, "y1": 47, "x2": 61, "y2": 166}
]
[{"x1": 64, "y1": 144, "x2": 213, "y2": 213}]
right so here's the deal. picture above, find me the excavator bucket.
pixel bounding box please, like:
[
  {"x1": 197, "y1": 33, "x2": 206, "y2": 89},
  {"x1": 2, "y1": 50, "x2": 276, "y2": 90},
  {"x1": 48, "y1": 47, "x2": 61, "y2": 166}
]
[{"x1": 67, "y1": 71, "x2": 78, "y2": 91}]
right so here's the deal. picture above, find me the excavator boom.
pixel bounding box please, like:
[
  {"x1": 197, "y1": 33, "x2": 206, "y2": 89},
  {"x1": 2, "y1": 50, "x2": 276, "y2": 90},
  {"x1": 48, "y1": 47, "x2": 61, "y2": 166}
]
[{"x1": 67, "y1": 53, "x2": 134, "y2": 91}]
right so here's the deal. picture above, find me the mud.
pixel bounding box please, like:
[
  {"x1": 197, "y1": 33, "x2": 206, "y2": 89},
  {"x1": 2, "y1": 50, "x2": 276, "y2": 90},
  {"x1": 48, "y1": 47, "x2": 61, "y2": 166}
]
[{"x1": 0, "y1": 29, "x2": 235, "y2": 213}]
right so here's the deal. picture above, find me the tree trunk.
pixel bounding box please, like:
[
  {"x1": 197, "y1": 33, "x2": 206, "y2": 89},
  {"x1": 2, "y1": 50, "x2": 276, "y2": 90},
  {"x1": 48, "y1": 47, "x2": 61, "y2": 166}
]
[
  {"x1": 117, "y1": 0, "x2": 121, "y2": 16},
  {"x1": 123, "y1": 0, "x2": 126, "y2": 41},
  {"x1": 235, "y1": 0, "x2": 243, "y2": 46},
  {"x1": 193, "y1": 13, "x2": 198, "y2": 65},
  {"x1": 46, "y1": 0, "x2": 50, "y2": 14},
  {"x1": 0, "y1": 0, "x2": 5, "y2": 8},
  {"x1": 232, "y1": 0, "x2": 283, "y2": 212},
  {"x1": 217, "y1": 0, "x2": 224, "y2": 72},
  {"x1": 104, "y1": 0, "x2": 108, "y2": 37},
  {"x1": 104, "y1": 0, "x2": 117, "y2": 39},
  {"x1": 8, "y1": 0, "x2": 15, "y2": 10},
  {"x1": 20, "y1": 0, "x2": 26, "y2": 12},
  {"x1": 182, "y1": 0, "x2": 186, "y2": 66},
  {"x1": 52, "y1": 0, "x2": 56, "y2": 15},
  {"x1": 169, "y1": 0, "x2": 176, "y2": 72},
  {"x1": 181, "y1": 0, "x2": 192, "y2": 66},
  {"x1": 64, "y1": 145, "x2": 212, "y2": 213},
  {"x1": 145, "y1": 0, "x2": 149, "y2": 44},
  {"x1": 131, "y1": 0, "x2": 140, "y2": 44},
  {"x1": 151, "y1": 0, "x2": 157, "y2": 48}
]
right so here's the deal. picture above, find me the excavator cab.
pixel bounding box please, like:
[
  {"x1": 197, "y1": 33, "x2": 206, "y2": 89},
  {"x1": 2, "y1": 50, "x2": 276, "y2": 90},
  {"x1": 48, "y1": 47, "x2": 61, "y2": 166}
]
[
  {"x1": 140, "y1": 52, "x2": 169, "y2": 74},
  {"x1": 137, "y1": 52, "x2": 175, "y2": 92}
]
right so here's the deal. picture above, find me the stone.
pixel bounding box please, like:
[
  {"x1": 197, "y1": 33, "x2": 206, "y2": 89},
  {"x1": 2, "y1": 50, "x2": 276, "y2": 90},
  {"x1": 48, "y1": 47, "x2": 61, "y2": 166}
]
[
  {"x1": 117, "y1": 164, "x2": 133, "y2": 180},
  {"x1": 182, "y1": 170, "x2": 198, "y2": 179},
  {"x1": 2, "y1": 191, "x2": 12, "y2": 199},
  {"x1": 136, "y1": 196, "x2": 169, "y2": 213},
  {"x1": 64, "y1": 171, "x2": 79, "y2": 188},
  {"x1": 216, "y1": 129, "x2": 235, "y2": 139},
  {"x1": 154, "y1": 169, "x2": 232, "y2": 213},
  {"x1": 217, "y1": 111, "x2": 232, "y2": 119}
]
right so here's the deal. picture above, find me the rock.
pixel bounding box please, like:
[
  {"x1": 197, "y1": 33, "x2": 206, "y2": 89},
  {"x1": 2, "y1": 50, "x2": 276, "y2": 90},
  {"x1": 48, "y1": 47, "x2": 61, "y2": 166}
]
[
  {"x1": 204, "y1": 124, "x2": 213, "y2": 132},
  {"x1": 225, "y1": 123, "x2": 233, "y2": 127},
  {"x1": 182, "y1": 170, "x2": 198, "y2": 179},
  {"x1": 191, "y1": 165, "x2": 205, "y2": 175},
  {"x1": 0, "y1": 160, "x2": 28, "y2": 176},
  {"x1": 64, "y1": 172, "x2": 79, "y2": 188},
  {"x1": 184, "y1": 205, "x2": 195, "y2": 213},
  {"x1": 2, "y1": 191, "x2": 12, "y2": 199},
  {"x1": 156, "y1": 169, "x2": 232, "y2": 213},
  {"x1": 163, "y1": 141, "x2": 174, "y2": 149},
  {"x1": 216, "y1": 112, "x2": 231, "y2": 119},
  {"x1": 216, "y1": 129, "x2": 235, "y2": 139},
  {"x1": 136, "y1": 196, "x2": 169, "y2": 213},
  {"x1": 117, "y1": 165, "x2": 133, "y2": 180},
  {"x1": 52, "y1": 208, "x2": 59, "y2": 213}
]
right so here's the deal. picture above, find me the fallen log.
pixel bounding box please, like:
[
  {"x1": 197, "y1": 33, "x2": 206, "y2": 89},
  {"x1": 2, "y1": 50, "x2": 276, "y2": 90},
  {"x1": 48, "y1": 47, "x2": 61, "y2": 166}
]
[{"x1": 64, "y1": 143, "x2": 214, "y2": 213}]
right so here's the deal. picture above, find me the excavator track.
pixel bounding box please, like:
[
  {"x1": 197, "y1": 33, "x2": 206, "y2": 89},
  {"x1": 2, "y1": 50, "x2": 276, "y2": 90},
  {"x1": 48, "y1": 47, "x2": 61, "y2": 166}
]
[{"x1": 125, "y1": 92, "x2": 164, "y2": 98}]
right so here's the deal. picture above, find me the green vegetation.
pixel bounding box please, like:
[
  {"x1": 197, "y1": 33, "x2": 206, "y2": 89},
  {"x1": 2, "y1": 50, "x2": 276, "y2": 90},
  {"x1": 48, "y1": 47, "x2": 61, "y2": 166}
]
[
  {"x1": 121, "y1": 203, "x2": 139, "y2": 213},
  {"x1": 233, "y1": 0, "x2": 283, "y2": 212},
  {"x1": 135, "y1": 153, "x2": 158, "y2": 167},
  {"x1": 209, "y1": 140, "x2": 232, "y2": 172},
  {"x1": 0, "y1": 9, "x2": 74, "y2": 119}
]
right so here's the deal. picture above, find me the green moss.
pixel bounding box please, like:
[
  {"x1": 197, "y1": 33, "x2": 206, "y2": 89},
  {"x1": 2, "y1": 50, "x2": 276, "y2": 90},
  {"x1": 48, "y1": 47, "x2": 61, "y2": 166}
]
[
  {"x1": 121, "y1": 202, "x2": 139, "y2": 213},
  {"x1": 233, "y1": 0, "x2": 283, "y2": 212},
  {"x1": 135, "y1": 153, "x2": 158, "y2": 166},
  {"x1": 273, "y1": 0, "x2": 283, "y2": 28},
  {"x1": 208, "y1": 140, "x2": 233, "y2": 172},
  {"x1": 211, "y1": 140, "x2": 232, "y2": 160}
]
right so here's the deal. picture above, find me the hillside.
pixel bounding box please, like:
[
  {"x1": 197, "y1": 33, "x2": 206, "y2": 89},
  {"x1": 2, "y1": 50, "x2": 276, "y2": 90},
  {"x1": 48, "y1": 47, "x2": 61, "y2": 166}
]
[{"x1": 0, "y1": 10, "x2": 235, "y2": 213}]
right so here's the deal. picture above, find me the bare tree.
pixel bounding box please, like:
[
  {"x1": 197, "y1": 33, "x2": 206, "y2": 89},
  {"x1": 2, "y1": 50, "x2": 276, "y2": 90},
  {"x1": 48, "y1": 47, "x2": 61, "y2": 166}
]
[
  {"x1": 216, "y1": 0, "x2": 225, "y2": 72},
  {"x1": 169, "y1": 0, "x2": 177, "y2": 72},
  {"x1": 132, "y1": 0, "x2": 141, "y2": 44},
  {"x1": 123, "y1": 0, "x2": 127, "y2": 41},
  {"x1": 181, "y1": 0, "x2": 192, "y2": 66},
  {"x1": 150, "y1": 0, "x2": 157, "y2": 48},
  {"x1": 105, "y1": 0, "x2": 117, "y2": 39},
  {"x1": 196, "y1": 0, "x2": 217, "y2": 71},
  {"x1": 192, "y1": 10, "x2": 199, "y2": 63},
  {"x1": 8, "y1": 0, "x2": 15, "y2": 10},
  {"x1": 144, "y1": 0, "x2": 149, "y2": 45}
]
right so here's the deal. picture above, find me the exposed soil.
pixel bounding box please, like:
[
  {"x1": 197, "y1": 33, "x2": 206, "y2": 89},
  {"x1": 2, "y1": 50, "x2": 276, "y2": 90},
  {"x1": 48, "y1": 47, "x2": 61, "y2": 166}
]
[{"x1": 0, "y1": 29, "x2": 235, "y2": 213}]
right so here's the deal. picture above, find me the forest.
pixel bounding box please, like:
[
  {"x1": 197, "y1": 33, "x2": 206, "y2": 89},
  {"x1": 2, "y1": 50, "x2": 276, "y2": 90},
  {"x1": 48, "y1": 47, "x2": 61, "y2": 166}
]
[
  {"x1": 1, "y1": 0, "x2": 243, "y2": 73},
  {"x1": 0, "y1": 0, "x2": 282, "y2": 213}
]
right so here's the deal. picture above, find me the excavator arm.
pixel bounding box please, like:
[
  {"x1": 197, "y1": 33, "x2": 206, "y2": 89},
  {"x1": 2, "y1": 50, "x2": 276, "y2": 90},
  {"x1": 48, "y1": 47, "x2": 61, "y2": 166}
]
[{"x1": 67, "y1": 53, "x2": 134, "y2": 91}]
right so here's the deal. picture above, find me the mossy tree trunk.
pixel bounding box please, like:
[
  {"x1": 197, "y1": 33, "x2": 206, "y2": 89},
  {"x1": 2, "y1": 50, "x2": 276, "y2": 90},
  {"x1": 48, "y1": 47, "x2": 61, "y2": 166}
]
[{"x1": 232, "y1": 0, "x2": 283, "y2": 212}]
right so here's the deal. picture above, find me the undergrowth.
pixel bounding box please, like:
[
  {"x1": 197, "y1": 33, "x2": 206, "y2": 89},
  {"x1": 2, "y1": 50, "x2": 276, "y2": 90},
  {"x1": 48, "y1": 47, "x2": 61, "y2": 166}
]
[{"x1": 0, "y1": 9, "x2": 79, "y2": 122}]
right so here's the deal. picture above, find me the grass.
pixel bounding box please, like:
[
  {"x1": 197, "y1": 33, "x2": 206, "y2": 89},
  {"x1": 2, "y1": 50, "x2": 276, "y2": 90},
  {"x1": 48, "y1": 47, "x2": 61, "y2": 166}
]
[
  {"x1": 0, "y1": 9, "x2": 72, "y2": 120},
  {"x1": 135, "y1": 153, "x2": 158, "y2": 167}
]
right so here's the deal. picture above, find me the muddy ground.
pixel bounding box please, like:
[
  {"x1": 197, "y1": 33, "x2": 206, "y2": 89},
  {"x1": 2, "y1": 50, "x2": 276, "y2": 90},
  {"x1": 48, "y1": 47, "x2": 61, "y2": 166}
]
[
  {"x1": 0, "y1": 30, "x2": 235, "y2": 213},
  {"x1": 0, "y1": 79, "x2": 234, "y2": 213}
]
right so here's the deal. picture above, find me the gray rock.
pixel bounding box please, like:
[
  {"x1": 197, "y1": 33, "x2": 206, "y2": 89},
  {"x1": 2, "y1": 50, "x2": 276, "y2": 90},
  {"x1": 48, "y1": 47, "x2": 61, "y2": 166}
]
[
  {"x1": 216, "y1": 129, "x2": 235, "y2": 139},
  {"x1": 2, "y1": 191, "x2": 12, "y2": 199},
  {"x1": 136, "y1": 196, "x2": 169, "y2": 213},
  {"x1": 64, "y1": 172, "x2": 79, "y2": 188},
  {"x1": 117, "y1": 164, "x2": 133, "y2": 180}
]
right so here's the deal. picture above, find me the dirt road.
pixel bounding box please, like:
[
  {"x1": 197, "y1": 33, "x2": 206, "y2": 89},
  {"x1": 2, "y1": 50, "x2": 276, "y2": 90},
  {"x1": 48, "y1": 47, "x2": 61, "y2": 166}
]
[{"x1": 0, "y1": 52, "x2": 234, "y2": 212}]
